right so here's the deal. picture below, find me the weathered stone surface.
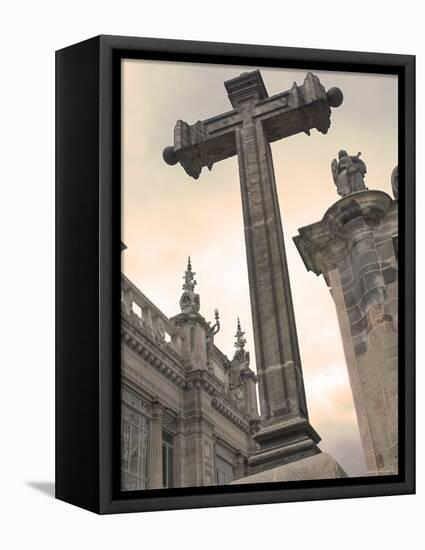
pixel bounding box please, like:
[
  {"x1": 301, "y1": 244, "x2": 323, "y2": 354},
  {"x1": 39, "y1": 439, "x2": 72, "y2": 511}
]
[{"x1": 232, "y1": 452, "x2": 347, "y2": 484}]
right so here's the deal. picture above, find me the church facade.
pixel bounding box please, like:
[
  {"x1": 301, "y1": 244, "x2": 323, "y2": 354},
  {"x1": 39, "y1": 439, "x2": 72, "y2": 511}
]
[{"x1": 120, "y1": 258, "x2": 259, "y2": 490}]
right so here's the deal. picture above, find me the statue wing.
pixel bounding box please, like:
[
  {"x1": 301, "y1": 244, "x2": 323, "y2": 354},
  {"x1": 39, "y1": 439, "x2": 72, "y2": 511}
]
[
  {"x1": 331, "y1": 159, "x2": 338, "y2": 183},
  {"x1": 351, "y1": 154, "x2": 366, "y2": 176}
]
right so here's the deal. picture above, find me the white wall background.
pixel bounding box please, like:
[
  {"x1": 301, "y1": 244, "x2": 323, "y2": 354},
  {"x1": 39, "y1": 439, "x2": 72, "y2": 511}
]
[{"x1": 0, "y1": 1, "x2": 422, "y2": 548}]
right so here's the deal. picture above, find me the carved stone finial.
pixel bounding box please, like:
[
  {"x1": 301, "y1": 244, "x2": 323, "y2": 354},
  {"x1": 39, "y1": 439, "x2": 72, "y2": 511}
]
[
  {"x1": 331, "y1": 150, "x2": 368, "y2": 197},
  {"x1": 179, "y1": 256, "x2": 200, "y2": 313},
  {"x1": 326, "y1": 87, "x2": 344, "y2": 108},
  {"x1": 235, "y1": 317, "x2": 246, "y2": 351},
  {"x1": 233, "y1": 317, "x2": 249, "y2": 364},
  {"x1": 182, "y1": 256, "x2": 197, "y2": 292},
  {"x1": 163, "y1": 145, "x2": 178, "y2": 166},
  {"x1": 207, "y1": 309, "x2": 221, "y2": 338}
]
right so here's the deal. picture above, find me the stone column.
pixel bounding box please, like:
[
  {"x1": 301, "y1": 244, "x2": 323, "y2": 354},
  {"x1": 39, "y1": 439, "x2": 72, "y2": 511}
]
[
  {"x1": 294, "y1": 190, "x2": 399, "y2": 475},
  {"x1": 235, "y1": 118, "x2": 320, "y2": 472},
  {"x1": 241, "y1": 369, "x2": 259, "y2": 420},
  {"x1": 148, "y1": 400, "x2": 163, "y2": 489},
  {"x1": 173, "y1": 415, "x2": 185, "y2": 488}
]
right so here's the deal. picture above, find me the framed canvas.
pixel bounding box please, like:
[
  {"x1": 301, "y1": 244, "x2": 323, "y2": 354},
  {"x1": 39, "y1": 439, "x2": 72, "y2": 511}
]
[{"x1": 56, "y1": 35, "x2": 415, "y2": 514}]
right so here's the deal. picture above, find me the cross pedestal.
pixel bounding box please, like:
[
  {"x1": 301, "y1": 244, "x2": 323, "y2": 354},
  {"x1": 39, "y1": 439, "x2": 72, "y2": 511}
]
[{"x1": 164, "y1": 70, "x2": 343, "y2": 471}]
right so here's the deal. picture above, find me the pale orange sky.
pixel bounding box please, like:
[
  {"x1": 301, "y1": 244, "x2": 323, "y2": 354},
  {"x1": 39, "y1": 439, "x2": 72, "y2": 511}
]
[{"x1": 121, "y1": 59, "x2": 398, "y2": 477}]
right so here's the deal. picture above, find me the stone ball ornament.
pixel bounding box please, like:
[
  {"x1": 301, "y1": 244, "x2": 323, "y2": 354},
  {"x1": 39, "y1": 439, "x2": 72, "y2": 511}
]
[
  {"x1": 326, "y1": 87, "x2": 344, "y2": 108},
  {"x1": 163, "y1": 145, "x2": 178, "y2": 165}
]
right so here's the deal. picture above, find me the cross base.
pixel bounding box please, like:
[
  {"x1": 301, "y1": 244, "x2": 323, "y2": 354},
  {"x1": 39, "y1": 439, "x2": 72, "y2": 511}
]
[
  {"x1": 249, "y1": 416, "x2": 321, "y2": 474},
  {"x1": 233, "y1": 452, "x2": 347, "y2": 485}
]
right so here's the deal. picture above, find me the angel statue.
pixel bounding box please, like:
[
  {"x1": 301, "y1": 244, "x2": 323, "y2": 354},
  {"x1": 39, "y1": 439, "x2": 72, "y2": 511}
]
[{"x1": 331, "y1": 150, "x2": 368, "y2": 197}]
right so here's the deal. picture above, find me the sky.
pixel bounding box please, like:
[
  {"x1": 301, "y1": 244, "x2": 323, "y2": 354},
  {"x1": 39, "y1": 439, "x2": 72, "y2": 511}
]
[{"x1": 121, "y1": 58, "x2": 398, "y2": 477}]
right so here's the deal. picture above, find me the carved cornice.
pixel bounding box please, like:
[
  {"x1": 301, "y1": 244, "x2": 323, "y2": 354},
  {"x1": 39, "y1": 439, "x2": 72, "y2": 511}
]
[
  {"x1": 294, "y1": 190, "x2": 395, "y2": 282},
  {"x1": 170, "y1": 311, "x2": 211, "y2": 331},
  {"x1": 211, "y1": 397, "x2": 250, "y2": 434},
  {"x1": 186, "y1": 368, "x2": 252, "y2": 419},
  {"x1": 121, "y1": 323, "x2": 187, "y2": 389},
  {"x1": 185, "y1": 368, "x2": 224, "y2": 394}
]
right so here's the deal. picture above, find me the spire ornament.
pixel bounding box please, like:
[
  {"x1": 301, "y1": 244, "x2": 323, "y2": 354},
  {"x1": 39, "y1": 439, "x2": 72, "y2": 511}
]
[
  {"x1": 179, "y1": 256, "x2": 200, "y2": 314},
  {"x1": 182, "y1": 256, "x2": 197, "y2": 292},
  {"x1": 233, "y1": 317, "x2": 249, "y2": 364}
]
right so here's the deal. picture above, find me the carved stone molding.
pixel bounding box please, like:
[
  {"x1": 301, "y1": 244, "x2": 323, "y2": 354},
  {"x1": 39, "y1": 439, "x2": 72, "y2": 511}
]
[
  {"x1": 294, "y1": 190, "x2": 394, "y2": 282},
  {"x1": 185, "y1": 369, "x2": 222, "y2": 396},
  {"x1": 121, "y1": 325, "x2": 187, "y2": 389},
  {"x1": 211, "y1": 397, "x2": 250, "y2": 434}
]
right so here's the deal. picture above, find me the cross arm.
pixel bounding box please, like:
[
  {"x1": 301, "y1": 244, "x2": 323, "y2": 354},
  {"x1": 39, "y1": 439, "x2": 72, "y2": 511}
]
[
  {"x1": 163, "y1": 70, "x2": 343, "y2": 179},
  {"x1": 253, "y1": 72, "x2": 343, "y2": 142},
  {"x1": 163, "y1": 110, "x2": 242, "y2": 179}
]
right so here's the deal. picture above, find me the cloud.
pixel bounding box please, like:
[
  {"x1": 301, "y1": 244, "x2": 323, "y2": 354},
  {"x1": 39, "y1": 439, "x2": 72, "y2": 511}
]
[{"x1": 306, "y1": 363, "x2": 367, "y2": 476}]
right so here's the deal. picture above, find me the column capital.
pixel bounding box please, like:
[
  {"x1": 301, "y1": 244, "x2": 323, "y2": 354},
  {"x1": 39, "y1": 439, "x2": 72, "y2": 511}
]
[
  {"x1": 294, "y1": 190, "x2": 394, "y2": 284},
  {"x1": 151, "y1": 399, "x2": 164, "y2": 419}
]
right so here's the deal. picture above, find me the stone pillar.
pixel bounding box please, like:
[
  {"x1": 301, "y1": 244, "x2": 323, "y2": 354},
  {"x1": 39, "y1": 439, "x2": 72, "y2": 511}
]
[
  {"x1": 148, "y1": 400, "x2": 163, "y2": 489},
  {"x1": 171, "y1": 333, "x2": 183, "y2": 353},
  {"x1": 173, "y1": 415, "x2": 185, "y2": 488},
  {"x1": 241, "y1": 369, "x2": 259, "y2": 420},
  {"x1": 121, "y1": 288, "x2": 133, "y2": 316},
  {"x1": 172, "y1": 314, "x2": 210, "y2": 370},
  {"x1": 294, "y1": 190, "x2": 399, "y2": 475},
  {"x1": 140, "y1": 305, "x2": 152, "y2": 337}
]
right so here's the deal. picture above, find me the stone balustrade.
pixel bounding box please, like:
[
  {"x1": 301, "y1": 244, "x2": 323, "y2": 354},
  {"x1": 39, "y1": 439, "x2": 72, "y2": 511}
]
[{"x1": 121, "y1": 274, "x2": 184, "y2": 358}]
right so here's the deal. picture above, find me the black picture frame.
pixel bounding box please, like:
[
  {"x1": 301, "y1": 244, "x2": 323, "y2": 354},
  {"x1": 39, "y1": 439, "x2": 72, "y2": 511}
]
[{"x1": 56, "y1": 35, "x2": 415, "y2": 514}]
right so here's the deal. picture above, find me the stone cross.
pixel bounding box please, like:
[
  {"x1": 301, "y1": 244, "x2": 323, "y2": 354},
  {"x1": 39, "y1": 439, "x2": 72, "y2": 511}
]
[{"x1": 164, "y1": 70, "x2": 343, "y2": 469}]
